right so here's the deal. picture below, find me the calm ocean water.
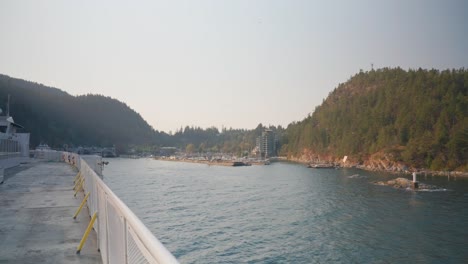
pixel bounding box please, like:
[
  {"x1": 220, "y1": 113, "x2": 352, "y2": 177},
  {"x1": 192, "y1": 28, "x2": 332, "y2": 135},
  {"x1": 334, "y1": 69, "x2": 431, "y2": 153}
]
[{"x1": 104, "y1": 158, "x2": 468, "y2": 263}]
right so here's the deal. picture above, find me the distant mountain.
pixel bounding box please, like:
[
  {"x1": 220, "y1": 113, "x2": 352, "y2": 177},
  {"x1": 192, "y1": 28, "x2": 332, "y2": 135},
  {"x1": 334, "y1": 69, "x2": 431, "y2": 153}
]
[
  {"x1": 0, "y1": 74, "x2": 159, "y2": 148},
  {"x1": 281, "y1": 68, "x2": 468, "y2": 172}
]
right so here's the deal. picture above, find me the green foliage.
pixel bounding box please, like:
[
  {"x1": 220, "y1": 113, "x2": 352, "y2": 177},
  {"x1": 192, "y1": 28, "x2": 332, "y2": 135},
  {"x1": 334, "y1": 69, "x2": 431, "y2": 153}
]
[
  {"x1": 282, "y1": 68, "x2": 468, "y2": 171},
  {"x1": 185, "y1": 143, "x2": 195, "y2": 153},
  {"x1": 171, "y1": 124, "x2": 284, "y2": 155}
]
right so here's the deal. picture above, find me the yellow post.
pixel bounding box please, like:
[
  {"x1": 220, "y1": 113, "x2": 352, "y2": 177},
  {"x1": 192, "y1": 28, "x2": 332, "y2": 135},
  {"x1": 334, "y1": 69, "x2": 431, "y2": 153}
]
[
  {"x1": 76, "y1": 212, "x2": 98, "y2": 254},
  {"x1": 74, "y1": 178, "x2": 84, "y2": 197},
  {"x1": 73, "y1": 177, "x2": 81, "y2": 193},
  {"x1": 73, "y1": 192, "x2": 90, "y2": 219},
  {"x1": 74, "y1": 178, "x2": 84, "y2": 196},
  {"x1": 73, "y1": 172, "x2": 81, "y2": 184},
  {"x1": 73, "y1": 174, "x2": 82, "y2": 190}
]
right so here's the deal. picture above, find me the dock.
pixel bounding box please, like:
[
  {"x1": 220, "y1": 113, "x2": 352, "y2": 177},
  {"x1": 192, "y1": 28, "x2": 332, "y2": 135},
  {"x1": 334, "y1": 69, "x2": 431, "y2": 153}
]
[{"x1": 0, "y1": 161, "x2": 101, "y2": 263}]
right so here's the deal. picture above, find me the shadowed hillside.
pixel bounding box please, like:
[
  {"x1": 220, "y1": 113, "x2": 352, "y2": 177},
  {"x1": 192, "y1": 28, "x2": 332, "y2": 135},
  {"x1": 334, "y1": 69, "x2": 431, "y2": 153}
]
[{"x1": 0, "y1": 74, "x2": 159, "y2": 148}]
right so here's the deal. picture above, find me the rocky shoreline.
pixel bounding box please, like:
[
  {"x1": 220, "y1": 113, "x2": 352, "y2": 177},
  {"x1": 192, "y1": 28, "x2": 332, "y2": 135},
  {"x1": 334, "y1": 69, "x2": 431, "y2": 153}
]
[
  {"x1": 373, "y1": 177, "x2": 447, "y2": 191},
  {"x1": 285, "y1": 153, "x2": 468, "y2": 177}
]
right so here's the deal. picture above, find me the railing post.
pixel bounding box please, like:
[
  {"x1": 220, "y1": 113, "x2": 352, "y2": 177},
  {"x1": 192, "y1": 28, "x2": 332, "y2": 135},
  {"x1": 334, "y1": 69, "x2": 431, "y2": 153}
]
[
  {"x1": 76, "y1": 212, "x2": 98, "y2": 254},
  {"x1": 73, "y1": 174, "x2": 82, "y2": 190},
  {"x1": 105, "y1": 194, "x2": 110, "y2": 264},
  {"x1": 73, "y1": 172, "x2": 81, "y2": 184},
  {"x1": 124, "y1": 218, "x2": 128, "y2": 264},
  {"x1": 73, "y1": 192, "x2": 90, "y2": 219},
  {"x1": 74, "y1": 177, "x2": 85, "y2": 197}
]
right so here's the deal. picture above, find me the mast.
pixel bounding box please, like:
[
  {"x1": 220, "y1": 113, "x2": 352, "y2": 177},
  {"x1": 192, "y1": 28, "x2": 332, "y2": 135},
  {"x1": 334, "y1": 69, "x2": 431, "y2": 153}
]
[{"x1": 7, "y1": 94, "x2": 10, "y2": 116}]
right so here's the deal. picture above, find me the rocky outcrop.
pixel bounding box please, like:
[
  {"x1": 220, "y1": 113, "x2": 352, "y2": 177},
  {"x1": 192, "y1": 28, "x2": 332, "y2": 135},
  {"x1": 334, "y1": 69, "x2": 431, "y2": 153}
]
[
  {"x1": 287, "y1": 148, "x2": 468, "y2": 177},
  {"x1": 288, "y1": 148, "x2": 408, "y2": 172},
  {"x1": 374, "y1": 177, "x2": 443, "y2": 191},
  {"x1": 288, "y1": 148, "x2": 342, "y2": 166},
  {"x1": 353, "y1": 150, "x2": 408, "y2": 172}
]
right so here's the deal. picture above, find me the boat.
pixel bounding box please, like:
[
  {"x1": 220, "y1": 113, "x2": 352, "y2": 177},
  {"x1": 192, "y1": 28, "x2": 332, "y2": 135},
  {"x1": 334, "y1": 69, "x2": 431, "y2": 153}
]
[
  {"x1": 232, "y1": 161, "x2": 252, "y2": 167},
  {"x1": 35, "y1": 143, "x2": 51, "y2": 151},
  {"x1": 101, "y1": 148, "x2": 117, "y2": 158}
]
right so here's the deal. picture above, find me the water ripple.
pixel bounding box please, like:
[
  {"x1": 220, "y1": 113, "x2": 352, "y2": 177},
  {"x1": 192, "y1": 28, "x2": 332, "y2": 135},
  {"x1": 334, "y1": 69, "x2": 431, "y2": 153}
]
[{"x1": 104, "y1": 158, "x2": 468, "y2": 263}]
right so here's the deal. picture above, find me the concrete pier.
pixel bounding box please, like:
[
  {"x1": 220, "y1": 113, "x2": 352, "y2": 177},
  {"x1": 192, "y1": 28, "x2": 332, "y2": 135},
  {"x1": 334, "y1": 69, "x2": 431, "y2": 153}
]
[{"x1": 0, "y1": 161, "x2": 101, "y2": 263}]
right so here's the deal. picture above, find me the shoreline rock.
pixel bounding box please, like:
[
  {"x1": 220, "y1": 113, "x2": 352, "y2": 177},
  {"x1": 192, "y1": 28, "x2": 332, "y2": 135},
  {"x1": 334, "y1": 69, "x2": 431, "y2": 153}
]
[
  {"x1": 373, "y1": 177, "x2": 445, "y2": 191},
  {"x1": 285, "y1": 151, "x2": 468, "y2": 177}
]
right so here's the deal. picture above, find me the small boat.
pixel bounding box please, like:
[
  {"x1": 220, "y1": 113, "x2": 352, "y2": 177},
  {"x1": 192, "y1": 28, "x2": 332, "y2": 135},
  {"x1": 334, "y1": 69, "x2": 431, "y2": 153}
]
[{"x1": 232, "y1": 161, "x2": 248, "y2": 167}]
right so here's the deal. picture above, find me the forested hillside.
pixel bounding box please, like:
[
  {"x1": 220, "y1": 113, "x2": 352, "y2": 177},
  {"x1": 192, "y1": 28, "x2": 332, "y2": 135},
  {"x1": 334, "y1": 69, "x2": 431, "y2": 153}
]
[
  {"x1": 168, "y1": 124, "x2": 283, "y2": 155},
  {"x1": 0, "y1": 74, "x2": 158, "y2": 148},
  {"x1": 281, "y1": 68, "x2": 468, "y2": 171}
]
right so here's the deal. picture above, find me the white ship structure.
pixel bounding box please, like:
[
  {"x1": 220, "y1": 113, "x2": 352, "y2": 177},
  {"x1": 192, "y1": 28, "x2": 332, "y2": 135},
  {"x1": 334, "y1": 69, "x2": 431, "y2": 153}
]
[{"x1": 0, "y1": 106, "x2": 30, "y2": 182}]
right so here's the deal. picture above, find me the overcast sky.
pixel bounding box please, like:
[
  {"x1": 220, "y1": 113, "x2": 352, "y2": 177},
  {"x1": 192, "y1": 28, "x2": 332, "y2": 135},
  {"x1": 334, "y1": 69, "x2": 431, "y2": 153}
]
[{"x1": 1, "y1": 0, "x2": 467, "y2": 133}]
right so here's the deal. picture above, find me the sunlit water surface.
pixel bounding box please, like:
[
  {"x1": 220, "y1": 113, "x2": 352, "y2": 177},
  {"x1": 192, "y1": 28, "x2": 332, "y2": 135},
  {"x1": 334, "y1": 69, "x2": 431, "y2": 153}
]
[{"x1": 104, "y1": 158, "x2": 468, "y2": 263}]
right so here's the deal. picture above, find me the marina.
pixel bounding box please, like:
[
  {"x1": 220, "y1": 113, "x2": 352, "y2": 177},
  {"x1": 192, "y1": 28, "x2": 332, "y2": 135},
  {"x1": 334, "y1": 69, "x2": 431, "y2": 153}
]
[{"x1": 154, "y1": 156, "x2": 271, "y2": 167}]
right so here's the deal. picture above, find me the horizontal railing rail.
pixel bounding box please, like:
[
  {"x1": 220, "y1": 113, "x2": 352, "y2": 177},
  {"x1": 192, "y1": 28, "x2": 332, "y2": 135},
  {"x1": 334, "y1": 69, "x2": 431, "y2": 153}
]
[
  {"x1": 0, "y1": 138, "x2": 30, "y2": 170},
  {"x1": 61, "y1": 152, "x2": 179, "y2": 264},
  {"x1": 0, "y1": 138, "x2": 21, "y2": 160},
  {"x1": 0, "y1": 152, "x2": 21, "y2": 159}
]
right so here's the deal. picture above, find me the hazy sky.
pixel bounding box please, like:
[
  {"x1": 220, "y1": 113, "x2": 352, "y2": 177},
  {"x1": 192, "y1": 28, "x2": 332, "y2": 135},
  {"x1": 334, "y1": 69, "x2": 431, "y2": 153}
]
[{"x1": 1, "y1": 1, "x2": 467, "y2": 133}]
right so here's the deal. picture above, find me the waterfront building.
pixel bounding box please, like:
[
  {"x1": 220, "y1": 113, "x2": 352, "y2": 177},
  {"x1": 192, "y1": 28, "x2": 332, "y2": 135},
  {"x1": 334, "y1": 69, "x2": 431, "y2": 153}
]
[{"x1": 256, "y1": 129, "x2": 277, "y2": 159}]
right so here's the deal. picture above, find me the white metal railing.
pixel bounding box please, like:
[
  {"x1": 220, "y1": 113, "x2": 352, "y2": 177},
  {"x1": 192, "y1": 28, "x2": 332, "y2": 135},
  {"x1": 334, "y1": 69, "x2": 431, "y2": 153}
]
[
  {"x1": 0, "y1": 138, "x2": 30, "y2": 171},
  {"x1": 34, "y1": 149, "x2": 62, "y2": 161},
  {"x1": 0, "y1": 152, "x2": 21, "y2": 159},
  {"x1": 62, "y1": 152, "x2": 179, "y2": 264},
  {"x1": 0, "y1": 138, "x2": 21, "y2": 160},
  {"x1": 0, "y1": 138, "x2": 20, "y2": 153}
]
